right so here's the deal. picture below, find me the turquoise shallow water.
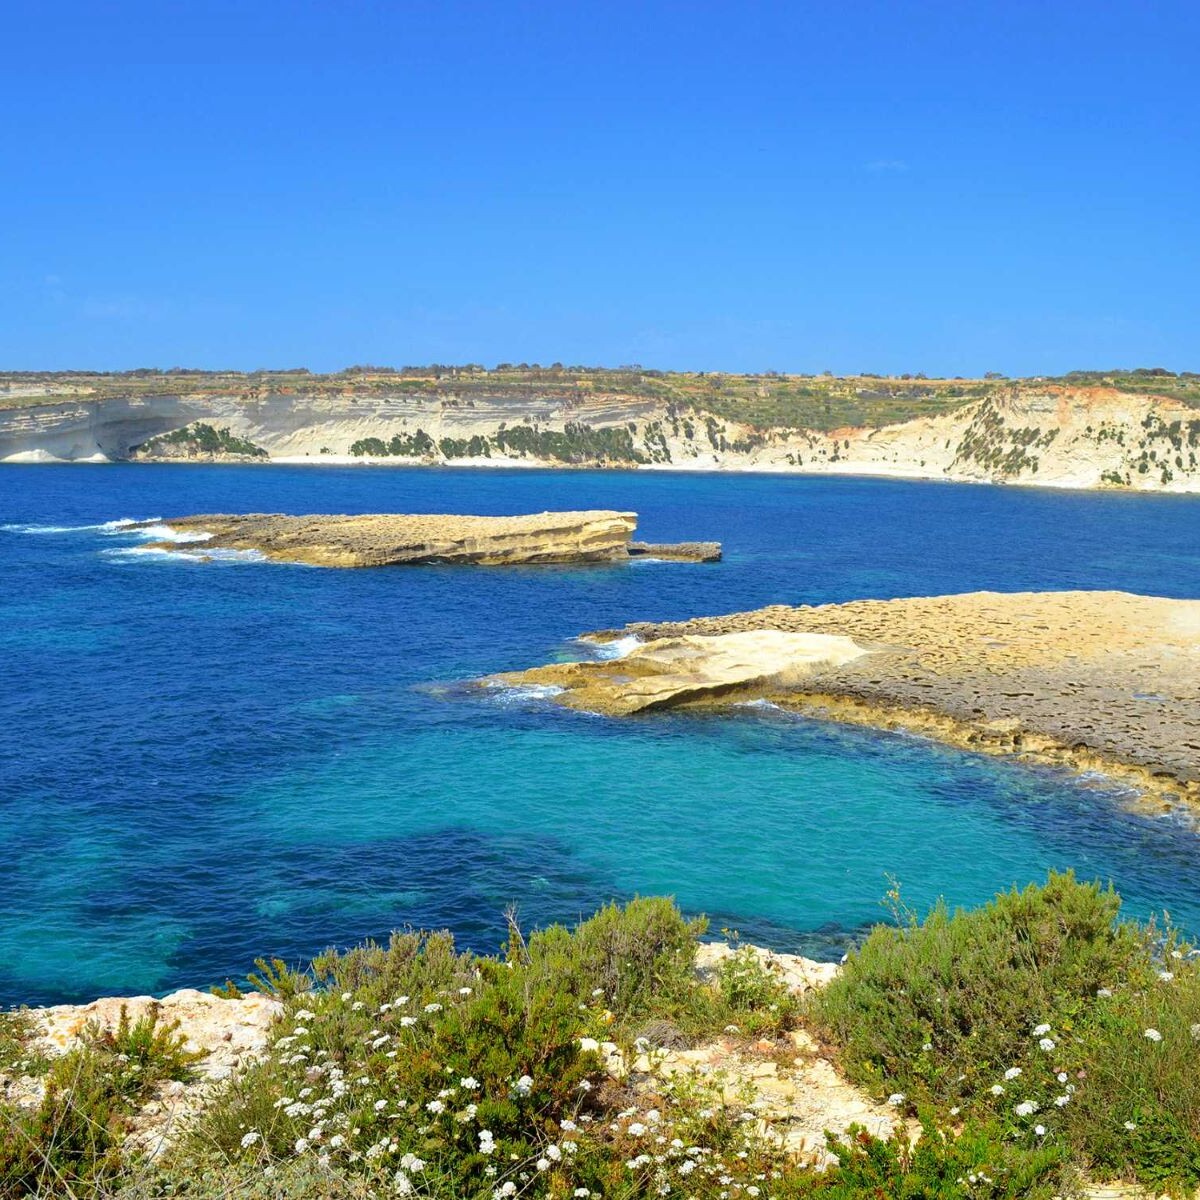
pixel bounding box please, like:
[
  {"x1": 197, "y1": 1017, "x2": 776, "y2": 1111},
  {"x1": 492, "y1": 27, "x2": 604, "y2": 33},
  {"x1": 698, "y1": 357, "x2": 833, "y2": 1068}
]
[{"x1": 1, "y1": 465, "x2": 1199, "y2": 1006}]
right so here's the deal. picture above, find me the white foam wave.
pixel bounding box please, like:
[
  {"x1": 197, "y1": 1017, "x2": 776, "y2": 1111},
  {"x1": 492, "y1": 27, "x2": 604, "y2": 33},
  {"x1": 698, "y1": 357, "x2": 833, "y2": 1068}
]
[
  {"x1": 131, "y1": 523, "x2": 213, "y2": 543},
  {"x1": 588, "y1": 634, "x2": 643, "y2": 661},
  {"x1": 484, "y1": 681, "x2": 566, "y2": 706},
  {"x1": 734, "y1": 698, "x2": 787, "y2": 711},
  {"x1": 2, "y1": 517, "x2": 153, "y2": 535},
  {"x1": 97, "y1": 518, "x2": 148, "y2": 532},
  {"x1": 103, "y1": 545, "x2": 265, "y2": 565}
]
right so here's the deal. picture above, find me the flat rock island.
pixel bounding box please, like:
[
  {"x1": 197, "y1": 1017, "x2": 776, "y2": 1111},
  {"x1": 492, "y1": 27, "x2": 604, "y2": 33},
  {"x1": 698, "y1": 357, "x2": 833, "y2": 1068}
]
[
  {"x1": 134, "y1": 511, "x2": 721, "y2": 568},
  {"x1": 494, "y1": 590, "x2": 1200, "y2": 804}
]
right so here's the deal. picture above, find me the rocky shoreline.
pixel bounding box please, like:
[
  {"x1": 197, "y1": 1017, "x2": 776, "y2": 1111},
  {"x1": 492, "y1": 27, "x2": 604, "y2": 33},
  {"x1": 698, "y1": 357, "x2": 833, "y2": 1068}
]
[
  {"x1": 135, "y1": 511, "x2": 721, "y2": 568},
  {"x1": 496, "y1": 590, "x2": 1200, "y2": 806}
]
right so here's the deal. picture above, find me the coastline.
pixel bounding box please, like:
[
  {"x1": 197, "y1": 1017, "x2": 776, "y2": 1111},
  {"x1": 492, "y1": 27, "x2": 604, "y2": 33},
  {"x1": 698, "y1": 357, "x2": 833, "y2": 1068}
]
[
  {"x1": 504, "y1": 590, "x2": 1200, "y2": 809},
  {"x1": 6, "y1": 452, "x2": 1200, "y2": 495}
]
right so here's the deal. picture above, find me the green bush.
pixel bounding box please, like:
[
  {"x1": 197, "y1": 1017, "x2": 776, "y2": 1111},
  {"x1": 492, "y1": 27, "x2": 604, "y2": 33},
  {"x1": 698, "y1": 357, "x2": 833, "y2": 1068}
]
[
  {"x1": 177, "y1": 898, "x2": 794, "y2": 1199},
  {"x1": 0, "y1": 1006, "x2": 205, "y2": 1199},
  {"x1": 809, "y1": 872, "x2": 1200, "y2": 1194},
  {"x1": 809, "y1": 872, "x2": 1146, "y2": 1108},
  {"x1": 783, "y1": 1120, "x2": 1067, "y2": 1199}
]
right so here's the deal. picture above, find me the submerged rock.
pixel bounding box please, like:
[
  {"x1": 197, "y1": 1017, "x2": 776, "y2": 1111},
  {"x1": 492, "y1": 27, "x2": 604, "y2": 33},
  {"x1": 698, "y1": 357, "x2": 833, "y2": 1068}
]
[{"x1": 629, "y1": 540, "x2": 723, "y2": 563}]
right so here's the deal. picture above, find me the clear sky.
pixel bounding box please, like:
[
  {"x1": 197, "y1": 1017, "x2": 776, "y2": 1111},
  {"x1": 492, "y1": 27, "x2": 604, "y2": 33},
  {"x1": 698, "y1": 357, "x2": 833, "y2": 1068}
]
[{"x1": 2, "y1": 1, "x2": 1196, "y2": 376}]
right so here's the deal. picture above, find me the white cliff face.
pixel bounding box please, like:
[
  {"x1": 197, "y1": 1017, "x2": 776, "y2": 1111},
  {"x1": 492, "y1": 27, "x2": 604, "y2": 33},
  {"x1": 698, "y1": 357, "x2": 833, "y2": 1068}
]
[{"x1": 1, "y1": 384, "x2": 1197, "y2": 493}]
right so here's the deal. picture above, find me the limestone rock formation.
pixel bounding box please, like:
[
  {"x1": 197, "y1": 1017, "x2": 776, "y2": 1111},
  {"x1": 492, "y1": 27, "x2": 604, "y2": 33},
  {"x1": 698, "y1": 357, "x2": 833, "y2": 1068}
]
[
  {"x1": 489, "y1": 629, "x2": 869, "y2": 715},
  {"x1": 500, "y1": 591, "x2": 1200, "y2": 804},
  {"x1": 3, "y1": 989, "x2": 281, "y2": 1157},
  {"x1": 140, "y1": 510, "x2": 642, "y2": 567}
]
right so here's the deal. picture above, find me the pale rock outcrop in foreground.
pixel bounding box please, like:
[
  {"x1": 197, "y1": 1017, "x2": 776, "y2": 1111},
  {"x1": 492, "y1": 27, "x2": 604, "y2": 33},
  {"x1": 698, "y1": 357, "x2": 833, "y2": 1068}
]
[
  {"x1": 4, "y1": 989, "x2": 281, "y2": 1158},
  {"x1": 598, "y1": 945, "x2": 901, "y2": 1168}
]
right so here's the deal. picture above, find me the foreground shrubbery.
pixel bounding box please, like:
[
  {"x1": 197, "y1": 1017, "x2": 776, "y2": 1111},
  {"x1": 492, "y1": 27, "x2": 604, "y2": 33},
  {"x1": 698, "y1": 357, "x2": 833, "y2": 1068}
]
[
  {"x1": 810, "y1": 872, "x2": 1200, "y2": 1194},
  {"x1": 1, "y1": 1009, "x2": 202, "y2": 1198},
  {"x1": 2, "y1": 879, "x2": 1199, "y2": 1197}
]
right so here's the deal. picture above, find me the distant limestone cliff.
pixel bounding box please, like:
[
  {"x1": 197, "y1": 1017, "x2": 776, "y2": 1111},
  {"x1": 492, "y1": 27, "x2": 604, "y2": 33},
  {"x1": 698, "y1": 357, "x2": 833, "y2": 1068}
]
[{"x1": 1, "y1": 366, "x2": 1198, "y2": 491}]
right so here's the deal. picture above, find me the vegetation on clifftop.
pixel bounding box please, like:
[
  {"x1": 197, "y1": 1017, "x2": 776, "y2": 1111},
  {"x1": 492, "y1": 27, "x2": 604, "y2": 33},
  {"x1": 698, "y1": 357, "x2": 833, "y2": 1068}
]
[
  {"x1": 4, "y1": 365, "x2": 1198, "y2": 435},
  {"x1": 3, "y1": 877, "x2": 1200, "y2": 1197}
]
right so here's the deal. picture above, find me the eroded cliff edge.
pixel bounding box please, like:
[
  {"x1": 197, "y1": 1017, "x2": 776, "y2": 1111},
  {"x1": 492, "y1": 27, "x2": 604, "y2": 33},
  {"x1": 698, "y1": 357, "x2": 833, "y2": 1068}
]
[
  {"x1": 494, "y1": 590, "x2": 1200, "y2": 805},
  {"x1": 3, "y1": 370, "x2": 1200, "y2": 492}
]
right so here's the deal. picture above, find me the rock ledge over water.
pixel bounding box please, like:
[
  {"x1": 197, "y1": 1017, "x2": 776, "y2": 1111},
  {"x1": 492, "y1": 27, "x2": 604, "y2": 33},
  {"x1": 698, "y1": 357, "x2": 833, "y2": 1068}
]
[
  {"x1": 136, "y1": 511, "x2": 720, "y2": 568},
  {"x1": 499, "y1": 590, "x2": 1200, "y2": 804}
]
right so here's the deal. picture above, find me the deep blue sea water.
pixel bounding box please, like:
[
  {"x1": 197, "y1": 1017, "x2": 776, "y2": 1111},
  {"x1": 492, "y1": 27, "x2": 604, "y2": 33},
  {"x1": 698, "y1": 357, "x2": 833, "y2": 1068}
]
[{"x1": 2, "y1": 465, "x2": 1199, "y2": 1007}]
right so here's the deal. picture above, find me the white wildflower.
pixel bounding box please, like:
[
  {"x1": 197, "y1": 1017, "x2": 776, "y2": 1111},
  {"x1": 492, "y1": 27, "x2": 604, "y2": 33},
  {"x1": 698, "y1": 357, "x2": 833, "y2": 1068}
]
[
  {"x1": 1097, "y1": 987, "x2": 1113, "y2": 997},
  {"x1": 400, "y1": 1153, "x2": 425, "y2": 1171},
  {"x1": 240, "y1": 1131, "x2": 262, "y2": 1148},
  {"x1": 579, "y1": 1037, "x2": 600, "y2": 1052},
  {"x1": 400, "y1": 1016, "x2": 417, "y2": 1027},
  {"x1": 1055, "y1": 1095, "x2": 1070, "y2": 1107},
  {"x1": 887, "y1": 1093, "x2": 906, "y2": 1106},
  {"x1": 990, "y1": 1084, "x2": 1005, "y2": 1096},
  {"x1": 1144, "y1": 1028, "x2": 1163, "y2": 1042},
  {"x1": 423, "y1": 1002, "x2": 442, "y2": 1013},
  {"x1": 1159, "y1": 971, "x2": 1175, "y2": 982},
  {"x1": 1014, "y1": 1101, "x2": 1038, "y2": 1117},
  {"x1": 461, "y1": 1076, "x2": 480, "y2": 1089},
  {"x1": 514, "y1": 1075, "x2": 534, "y2": 1095},
  {"x1": 1124, "y1": 1121, "x2": 1137, "y2": 1131},
  {"x1": 1004, "y1": 1067, "x2": 1022, "y2": 1080},
  {"x1": 536, "y1": 1158, "x2": 550, "y2": 1171},
  {"x1": 294, "y1": 1137, "x2": 309, "y2": 1154},
  {"x1": 1032, "y1": 1023, "x2": 1052, "y2": 1037},
  {"x1": 1034, "y1": 1124, "x2": 1046, "y2": 1136},
  {"x1": 426, "y1": 1100, "x2": 445, "y2": 1114},
  {"x1": 1038, "y1": 1037, "x2": 1056, "y2": 1051}
]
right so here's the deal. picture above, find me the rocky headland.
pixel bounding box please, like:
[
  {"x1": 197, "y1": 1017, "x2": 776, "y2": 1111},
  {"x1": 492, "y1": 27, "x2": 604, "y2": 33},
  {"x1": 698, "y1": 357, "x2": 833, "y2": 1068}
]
[
  {"x1": 136, "y1": 510, "x2": 720, "y2": 567},
  {"x1": 494, "y1": 590, "x2": 1200, "y2": 805},
  {"x1": 3, "y1": 367, "x2": 1199, "y2": 492}
]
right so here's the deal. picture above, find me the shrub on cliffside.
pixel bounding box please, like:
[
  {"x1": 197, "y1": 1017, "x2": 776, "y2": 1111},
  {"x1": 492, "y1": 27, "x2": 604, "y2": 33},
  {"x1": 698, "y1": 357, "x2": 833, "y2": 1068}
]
[{"x1": 810, "y1": 871, "x2": 1200, "y2": 1194}]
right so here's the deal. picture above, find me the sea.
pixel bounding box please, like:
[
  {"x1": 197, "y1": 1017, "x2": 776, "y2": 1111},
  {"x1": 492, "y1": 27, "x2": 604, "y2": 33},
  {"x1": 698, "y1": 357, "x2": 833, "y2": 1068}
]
[{"x1": 2, "y1": 464, "x2": 1199, "y2": 1007}]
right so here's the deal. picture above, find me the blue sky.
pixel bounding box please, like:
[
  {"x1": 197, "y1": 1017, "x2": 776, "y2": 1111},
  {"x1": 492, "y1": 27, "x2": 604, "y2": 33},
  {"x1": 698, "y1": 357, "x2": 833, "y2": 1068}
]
[{"x1": 1, "y1": 1, "x2": 1196, "y2": 376}]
